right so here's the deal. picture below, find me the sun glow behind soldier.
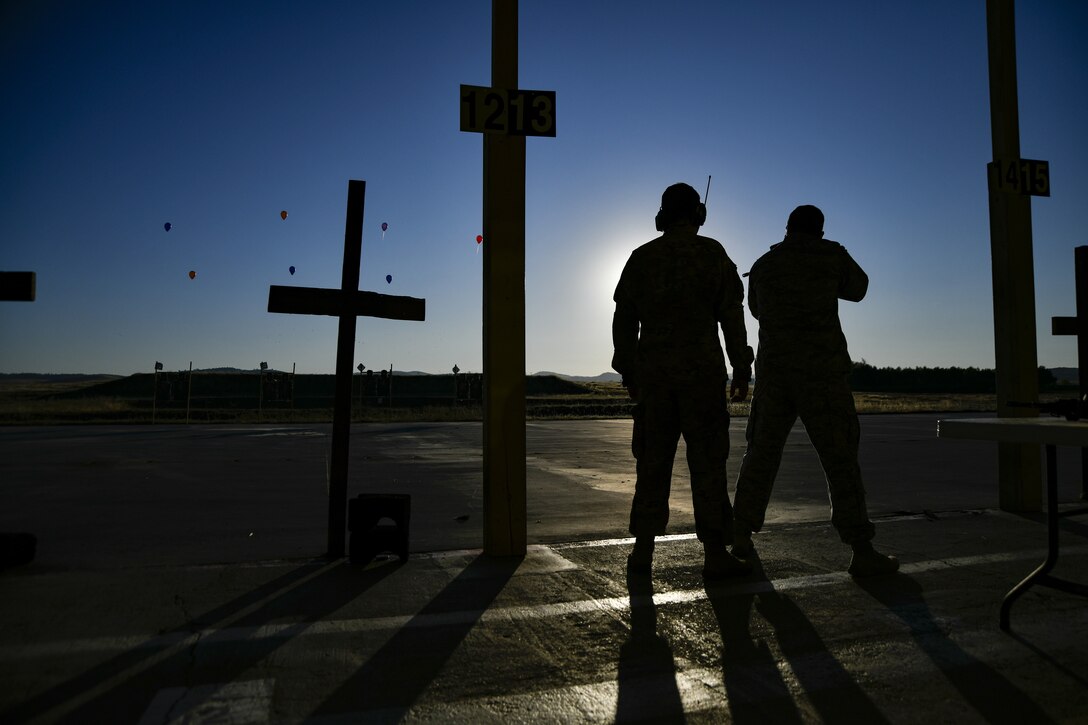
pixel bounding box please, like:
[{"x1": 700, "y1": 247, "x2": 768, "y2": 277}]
[{"x1": 612, "y1": 182, "x2": 754, "y2": 579}]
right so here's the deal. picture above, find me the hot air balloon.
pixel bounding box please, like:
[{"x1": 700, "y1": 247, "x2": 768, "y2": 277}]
[
  {"x1": 476, "y1": 234, "x2": 483, "y2": 243},
  {"x1": 164, "y1": 222, "x2": 172, "y2": 232},
  {"x1": 289, "y1": 266, "x2": 295, "y2": 275},
  {"x1": 188, "y1": 270, "x2": 196, "y2": 280},
  {"x1": 385, "y1": 274, "x2": 392, "y2": 284},
  {"x1": 280, "y1": 210, "x2": 288, "y2": 221}
]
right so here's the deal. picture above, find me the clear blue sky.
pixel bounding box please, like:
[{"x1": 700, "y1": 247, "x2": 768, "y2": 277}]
[{"x1": 2, "y1": 1, "x2": 1085, "y2": 376}]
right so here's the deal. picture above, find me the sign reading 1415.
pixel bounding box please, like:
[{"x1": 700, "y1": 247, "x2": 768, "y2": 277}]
[
  {"x1": 988, "y1": 158, "x2": 1050, "y2": 197},
  {"x1": 460, "y1": 85, "x2": 556, "y2": 137}
]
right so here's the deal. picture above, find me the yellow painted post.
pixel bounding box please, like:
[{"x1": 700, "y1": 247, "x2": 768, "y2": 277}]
[
  {"x1": 482, "y1": 0, "x2": 528, "y2": 555},
  {"x1": 986, "y1": 0, "x2": 1041, "y2": 510}
]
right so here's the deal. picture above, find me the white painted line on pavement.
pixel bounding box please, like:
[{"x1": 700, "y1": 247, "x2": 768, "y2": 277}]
[
  {"x1": 306, "y1": 663, "x2": 727, "y2": 725},
  {"x1": 2, "y1": 562, "x2": 339, "y2": 724},
  {"x1": 138, "y1": 679, "x2": 274, "y2": 725},
  {"x1": 4, "y1": 545, "x2": 1084, "y2": 663},
  {"x1": 553, "y1": 532, "x2": 697, "y2": 549},
  {"x1": 245, "y1": 431, "x2": 325, "y2": 437}
]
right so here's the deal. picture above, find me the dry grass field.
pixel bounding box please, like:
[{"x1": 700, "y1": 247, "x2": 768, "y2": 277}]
[{"x1": 0, "y1": 376, "x2": 1037, "y2": 425}]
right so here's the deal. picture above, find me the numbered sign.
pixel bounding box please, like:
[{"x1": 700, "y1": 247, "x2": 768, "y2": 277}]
[
  {"x1": 988, "y1": 158, "x2": 1050, "y2": 197},
  {"x1": 460, "y1": 85, "x2": 556, "y2": 137}
]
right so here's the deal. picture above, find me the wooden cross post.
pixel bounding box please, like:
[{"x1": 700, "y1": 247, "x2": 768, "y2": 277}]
[
  {"x1": 986, "y1": 0, "x2": 1041, "y2": 510},
  {"x1": 1051, "y1": 245, "x2": 1088, "y2": 500},
  {"x1": 267, "y1": 180, "x2": 425, "y2": 558}
]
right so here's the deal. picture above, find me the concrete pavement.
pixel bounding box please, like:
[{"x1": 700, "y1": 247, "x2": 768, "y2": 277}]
[{"x1": 1, "y1": 416, "x2": 1087, "y2": 722}]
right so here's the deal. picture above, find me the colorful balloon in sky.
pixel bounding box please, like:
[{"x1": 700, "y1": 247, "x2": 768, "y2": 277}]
[
  {"x1": 280, "y1": 210, "x2": 288, "y2": 221},
  {"x1": 476, "y1": 234, "x2": 483, "y2": 243},
  {"x1": 385, "y1": 274, "x2": 392, "y2": 284},
  {"x1": 188, "y1": 270, "x2": 196, "y2": 280},
  {"x1": 289, "y1": 266, "x2": 295, "y2": 275},
  {"x1": 381, "y1": 222, "x2": 388, "y2": 239},
  {"x1": 164, "y1": 223, "x2": 171, "y2": 232}
]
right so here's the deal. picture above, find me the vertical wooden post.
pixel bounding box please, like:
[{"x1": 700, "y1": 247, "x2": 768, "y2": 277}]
[
  {"x1": 482, "y1": 0, "x2": 527, "y2": 556},
  {"x1": 986, "y1": 0, "x2": 1041, "y2": 511},
  {"x1": 1052, "y1": 246, "x2": 1088, "y2": 500},
  {"x1": 1076, "y1": 246, "x2": 1088, "y2": 501}
]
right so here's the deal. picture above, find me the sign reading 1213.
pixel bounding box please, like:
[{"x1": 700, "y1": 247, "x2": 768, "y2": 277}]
[{"x1": 460, "y1": 85, "x2": 556, "y2": 137}]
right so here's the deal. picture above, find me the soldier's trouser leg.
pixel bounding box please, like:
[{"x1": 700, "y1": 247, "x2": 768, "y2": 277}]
[
  {"x1": 678, "y1": 385, "x2": 733, "y2": 544},
  {"x1": 629, "y1": 386, "x2": 681, "y2": 538},
  {"x1": 798, "y1": 377, "x2": 875, "y2": 545},
  {"x1": 733, "y1": 378, "x2": 796, "y2": 532}
]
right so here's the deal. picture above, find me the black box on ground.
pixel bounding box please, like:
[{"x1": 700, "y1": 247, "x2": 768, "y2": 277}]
[
  {"x1": 0, "y1": 532, "x2": 37, "y2": 569},
  {"x1": 347, "y1": 493, "x2": 410, "y2": 566}
]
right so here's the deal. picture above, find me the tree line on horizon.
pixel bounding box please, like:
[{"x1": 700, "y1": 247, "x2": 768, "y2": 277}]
[{"x1": 847, "y1": 361, "x2": 1065, "y2": 394}]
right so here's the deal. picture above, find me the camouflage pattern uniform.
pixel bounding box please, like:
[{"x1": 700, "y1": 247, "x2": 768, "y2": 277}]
[
  {"x1": 612, "y1": 228, "x2": 753, "y2": 545},
  {"x1": 733, "y1": 231, "x2": 875, "y2": 544}
]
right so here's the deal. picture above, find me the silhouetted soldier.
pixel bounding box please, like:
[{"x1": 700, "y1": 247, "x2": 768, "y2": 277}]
[
  {"x1": 732, "y1": 205, "x2": 898, "y2": 577},
  {"x1": 612, "y1": 183, "x2": 754, "y2": 579}
]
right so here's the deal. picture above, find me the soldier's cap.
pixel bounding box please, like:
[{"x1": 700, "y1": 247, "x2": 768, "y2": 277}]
[
  {"x1": 786, "y1": 205, "x2": 824, "y2": 234},
  {"x1": 661, "y1": 183, "x2": 701, "y2": 215}
]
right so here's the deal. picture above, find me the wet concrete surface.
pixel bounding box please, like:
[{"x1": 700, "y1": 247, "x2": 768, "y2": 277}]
[{"x1": 1, "y1": 416, "x2": 1086, "y2": 722}]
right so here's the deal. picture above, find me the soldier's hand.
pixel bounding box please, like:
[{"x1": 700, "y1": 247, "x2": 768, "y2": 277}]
[{"x1": 729, "y1": 380, "x2": 749, "y2": 403}]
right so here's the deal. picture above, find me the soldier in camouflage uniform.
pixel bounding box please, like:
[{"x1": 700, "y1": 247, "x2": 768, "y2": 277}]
[
  {"x1": 732, "y1": 205, "x2": 898, "y2": 577},
  {"x1": 612, "y1": 183, "x2": 755, "y2": 579}
]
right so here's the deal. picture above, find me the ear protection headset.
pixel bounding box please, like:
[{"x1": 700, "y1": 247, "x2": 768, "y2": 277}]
[{"x1": 655, "y1": 176, "x2": 710, "y2": 231}]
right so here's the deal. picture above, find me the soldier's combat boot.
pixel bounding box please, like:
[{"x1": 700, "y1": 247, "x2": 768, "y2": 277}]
[
  {"x1": 702, "y1": 543, "x2": 752, "y2": 580},
  {"x1": 627, "y1": 536, "x2": 654, "y2": 574},
  {"x1": 732, "y1": 520, "x2": 754, "y2": 558},
  {"x1": 848, "y1": 541, "x2": 899, "y2": 577}
]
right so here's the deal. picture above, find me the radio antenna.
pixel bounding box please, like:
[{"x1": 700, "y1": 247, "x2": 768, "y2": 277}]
[{"x1": 704, "y1": 175, "x2": 712, "y2": 205}]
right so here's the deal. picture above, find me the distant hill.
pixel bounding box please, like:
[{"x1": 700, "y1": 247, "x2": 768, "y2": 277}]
[
  {"x1": 0, "y1": 373, "x2": 122, "y2": 383},
  {"x1": 47, "y1": 372, "x2": 589, "y2": 401},
  {"x1": 1050, "y1": 367, "x2": 1079, "y2": 386},
  {"x1": 532, "y1": 371, "x2": 622, "y2": 383}
]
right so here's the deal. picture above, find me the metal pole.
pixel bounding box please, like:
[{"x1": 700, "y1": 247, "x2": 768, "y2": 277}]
[{"x1": 986, "y1": 0, "x2": 1041, "y2": 510}]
